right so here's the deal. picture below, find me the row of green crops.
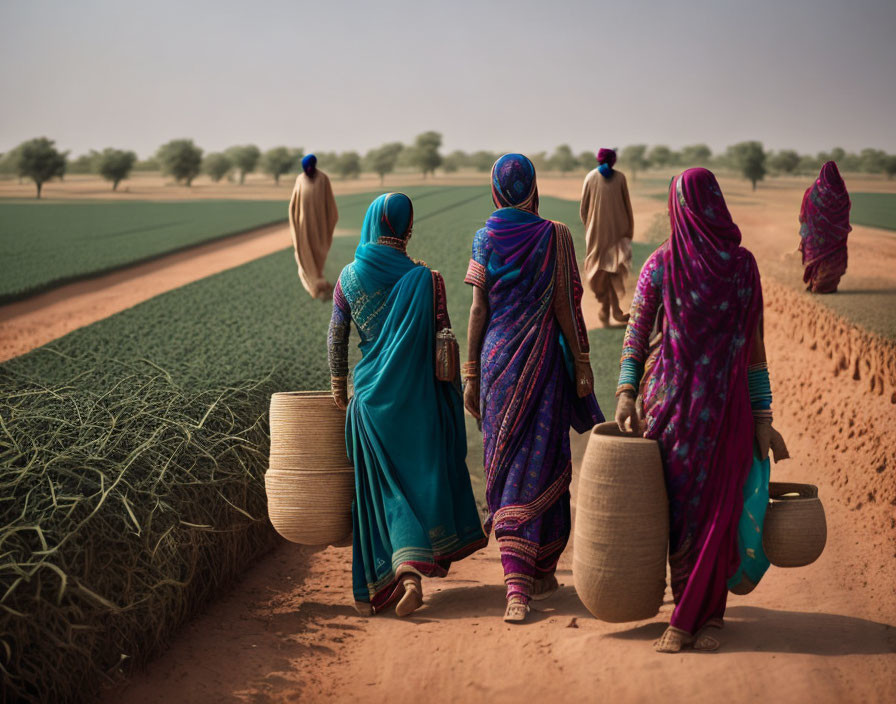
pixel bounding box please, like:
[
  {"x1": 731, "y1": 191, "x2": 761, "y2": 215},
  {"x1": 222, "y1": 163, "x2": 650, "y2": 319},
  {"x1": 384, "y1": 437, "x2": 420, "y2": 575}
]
[
  {"x1": 0, "y1": 187, "x2": 451, "y2": 305},
  {"x1": 850, "y1": 192, "x2": 896, "y2": 232},
  {"x1": 0, "y1": 185, "x2": 652, "y2": 702}
]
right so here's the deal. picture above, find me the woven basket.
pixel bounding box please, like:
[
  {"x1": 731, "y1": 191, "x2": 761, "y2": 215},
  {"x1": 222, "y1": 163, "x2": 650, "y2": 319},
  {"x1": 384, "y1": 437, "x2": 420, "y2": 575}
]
[
  {"x1": 573, "y1": 422, "x2": 668, "y2": 622},
  {"x1": 266, "y1": 391, "x2": 354, "y2": 545},
  {"x1": 762, "y1": 482, "x2": 826, "y2": 567}
]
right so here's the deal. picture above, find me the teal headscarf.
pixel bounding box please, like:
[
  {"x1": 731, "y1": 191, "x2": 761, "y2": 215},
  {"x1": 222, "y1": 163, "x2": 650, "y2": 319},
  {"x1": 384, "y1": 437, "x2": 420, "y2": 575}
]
[
  {"x1": 358, "y1": 192, "x2": 414, "y2": 247},
  {"x1": 353, "y1": 193, "x2": 417, "y2": 292}
]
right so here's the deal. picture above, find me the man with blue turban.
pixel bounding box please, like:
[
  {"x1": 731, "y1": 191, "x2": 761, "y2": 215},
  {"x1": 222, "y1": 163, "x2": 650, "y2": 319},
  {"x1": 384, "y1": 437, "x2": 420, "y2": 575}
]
[{"x1": 288, "y1": 154, "x2": 339, "y2": 299}]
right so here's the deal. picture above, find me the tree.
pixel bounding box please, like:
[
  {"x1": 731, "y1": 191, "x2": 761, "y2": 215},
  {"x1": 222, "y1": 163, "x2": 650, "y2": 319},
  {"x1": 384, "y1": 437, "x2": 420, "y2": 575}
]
[
  {"x1": 97, "y1": 148, "x2": 137, "y2": 191},
  {"x1": 287, "y1": 148, "x2": 305, "y2": 174},
  {"x1": 16, "y1": 137, "x2": 67, "y2": 198},
  {"x1": 261, "y1": 146, "x2": 295, "y2": 184},
  {"x1": 203, "y1": 152, "x2": 232, "y2": 182},
  {"x1": 727, "y1": 141, "x2": 766, "y2": 190},
  {"x1": 409, "y1": 131, "x2": 442, "y2": 178},
  {"x1": 859, "y1": 148, "x2": 888, "y2": 174},
  {"x1": 69, "y1": 151, "x2": 98, "y2": 174},
  {"x1": 334, "y1": 151, "x2": 361, "y2": 179},
  {"x1": 133, "y1": 157, "x2": 160, "y2": 172},
  {"x1": 797, "y1": 154, "x2": 823, "y2": 175},
  {"x1": 471, "y1": 150, "x2": 497, "y2": 172},
  {"x1": 529, "y1": 151, "x2": 549, "y2": 173},
  {"x1": 647, "y1": 145, "x2": 673, "y2": 169},
  {"x1": 619, "y1": 144, "x2": 648, "y2": 180},
  {"x1": 366, "y1": 142, "x2": 403, "y2": 184},
  {"x1": 156, "y1": 139, "x2": 202, "y2": 186},
  {"x1": 226, "y1": 144, "x2": 261, "y2": 184},
  {"x1": 769, "y1": 150, "x2": 800, "y2": 175},
  {"x1": 442, "y1": 149, "x2": 468, "y2": 174},
  {"x1": 578, "y1": 151, "x2": 595, "y2": 171},
  {"x1": 884, "y1": 155, "x2": 896, "y2": 180},
  {"x1": 680, "y1": 144, "x2": 712, "y2": 166},
  {"x1": 549, "y1": 144, "x2": 577, "y2": 173}
]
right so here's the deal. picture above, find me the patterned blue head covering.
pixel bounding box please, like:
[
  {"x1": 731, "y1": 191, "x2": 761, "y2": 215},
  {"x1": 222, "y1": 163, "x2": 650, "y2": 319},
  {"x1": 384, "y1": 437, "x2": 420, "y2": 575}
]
[
  {"x1": 302, "y1": 153, "x2": 317, "y2": 175},
  {"x1": 491, "y1": 153, "x2": 539, "y2": 213}
]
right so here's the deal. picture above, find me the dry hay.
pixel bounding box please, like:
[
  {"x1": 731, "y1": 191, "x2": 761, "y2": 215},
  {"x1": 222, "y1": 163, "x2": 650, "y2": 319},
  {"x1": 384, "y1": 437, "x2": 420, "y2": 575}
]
[{"x1": 0, "y1": 357, "x2": 280, "y2": 703}]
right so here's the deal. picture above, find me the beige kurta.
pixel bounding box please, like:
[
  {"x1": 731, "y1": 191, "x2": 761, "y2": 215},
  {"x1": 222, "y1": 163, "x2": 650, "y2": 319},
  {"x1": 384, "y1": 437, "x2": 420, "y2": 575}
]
[
  {"x1": 580, "y1": 168, "x2": 634, "y2": 301},
  {"x1": 288, "y1": 170, "x2": 339, "y2": 298}
]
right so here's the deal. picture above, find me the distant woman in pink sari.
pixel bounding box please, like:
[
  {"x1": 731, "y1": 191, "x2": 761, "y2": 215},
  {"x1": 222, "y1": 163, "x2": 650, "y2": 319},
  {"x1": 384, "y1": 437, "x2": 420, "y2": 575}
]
[
  {"x1": 615, "y1": 168, "x2": 788, "y2": 652},
  {"x1": 798, "y1": 161, "x2": 851, "y2": 293}
]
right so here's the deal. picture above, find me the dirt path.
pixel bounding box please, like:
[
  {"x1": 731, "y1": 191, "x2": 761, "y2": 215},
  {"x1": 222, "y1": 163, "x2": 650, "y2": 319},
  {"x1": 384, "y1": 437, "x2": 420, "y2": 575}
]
[
  {"x1": 0, "y1": 225, "x2": 355, "y2": 363},
  {"x1": 103, "y1": 302, "x2": 896, "y2": 703}
]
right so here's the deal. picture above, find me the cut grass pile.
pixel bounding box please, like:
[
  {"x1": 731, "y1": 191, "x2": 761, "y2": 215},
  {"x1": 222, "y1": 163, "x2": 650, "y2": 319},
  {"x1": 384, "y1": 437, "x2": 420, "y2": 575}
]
[
  {"x1": 0, "y1": 184, "x2": 653, "y2": 701},
  {"x1": 850, "y1": 192, "x2": 896, "y2": 232}
]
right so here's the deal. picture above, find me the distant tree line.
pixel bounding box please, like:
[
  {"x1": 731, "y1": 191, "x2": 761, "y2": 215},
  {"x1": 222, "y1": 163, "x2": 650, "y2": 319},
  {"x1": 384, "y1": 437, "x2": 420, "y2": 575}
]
[{"x1": 2, "y1": 133, "x2": 895, "y2": 198}]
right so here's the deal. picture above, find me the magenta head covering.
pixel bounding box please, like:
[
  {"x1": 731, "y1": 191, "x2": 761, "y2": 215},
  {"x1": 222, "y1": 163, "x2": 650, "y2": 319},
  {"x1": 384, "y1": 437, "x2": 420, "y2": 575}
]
[
  {"x1": 596, "y1": 148, "x2": 617, "y2": 167},
  {"x1": 664, "y1": 167, "x2": 760, "y2": 364},
  {"x1": 799, "y1": 161, "x2": 851, "y2": 291}
]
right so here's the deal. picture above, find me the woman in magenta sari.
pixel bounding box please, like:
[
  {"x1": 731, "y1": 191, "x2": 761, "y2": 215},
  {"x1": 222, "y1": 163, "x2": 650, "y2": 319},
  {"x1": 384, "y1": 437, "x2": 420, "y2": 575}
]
[
  {"x1": 464, "y1": 154, "x2": 603, "y2": 623},
  {"x1": 799, "y1": 161, "x2": 851, "y2": 293},
  {"x1": 615, "y1": 168, "x2": 788, "y2": 652}
]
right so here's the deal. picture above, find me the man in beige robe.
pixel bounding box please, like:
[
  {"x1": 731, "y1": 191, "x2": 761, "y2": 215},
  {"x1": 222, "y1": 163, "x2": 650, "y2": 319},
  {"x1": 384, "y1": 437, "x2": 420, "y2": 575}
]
[
  {"x1": 580, "y1": 148, "x2": 634, "y2": 325},
  {"x1": 288, "y1": 154, "x2": 339, "y2": 299}
]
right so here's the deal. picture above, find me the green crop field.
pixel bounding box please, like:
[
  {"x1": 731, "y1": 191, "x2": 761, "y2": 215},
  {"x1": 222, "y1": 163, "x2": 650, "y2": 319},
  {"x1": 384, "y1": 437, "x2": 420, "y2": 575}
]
[
  {"x1": 0, "y1": 188, "x2": 450, "y2": 305},
  {"x1": 850, "y1": 192, "x2": 896, "y2": 232},
  {"x1": 0, "y1": 185, "x2": 653, "y2": 702}
]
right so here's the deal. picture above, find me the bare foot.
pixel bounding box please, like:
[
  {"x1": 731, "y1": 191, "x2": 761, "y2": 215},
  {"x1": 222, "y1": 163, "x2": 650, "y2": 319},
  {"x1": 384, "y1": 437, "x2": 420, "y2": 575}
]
[
  {"x1": 354, "y1": 601, "x2": 373, "y2": 617},
  {"x1": 531, "y1": 574, "x2": 558, "y2": 601},
  {"x1": 394, "y1": 576, "x2": 423, "y2": 618},
  {"x1": 503, "y1": 596, "x2": 529, "y2": 623}
]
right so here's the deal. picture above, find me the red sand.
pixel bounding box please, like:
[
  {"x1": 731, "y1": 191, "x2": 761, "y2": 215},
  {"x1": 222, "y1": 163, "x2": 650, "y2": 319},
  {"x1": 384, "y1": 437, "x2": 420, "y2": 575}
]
[{"x1": 2, "y1": 174, "x2": 893, "y2": 703}]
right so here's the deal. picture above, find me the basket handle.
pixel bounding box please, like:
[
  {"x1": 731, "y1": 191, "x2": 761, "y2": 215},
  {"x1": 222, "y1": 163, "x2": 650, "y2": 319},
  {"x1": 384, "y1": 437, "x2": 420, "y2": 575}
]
[{"x1": 768, "y1": 482, "x2": 818, "y2": 499}]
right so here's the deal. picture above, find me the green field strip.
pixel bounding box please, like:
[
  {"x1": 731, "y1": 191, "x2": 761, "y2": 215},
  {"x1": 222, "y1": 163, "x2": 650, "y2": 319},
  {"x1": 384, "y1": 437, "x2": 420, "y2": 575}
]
[{"x1": 850, "y1": 192, "x2": 896, "y2": 232}]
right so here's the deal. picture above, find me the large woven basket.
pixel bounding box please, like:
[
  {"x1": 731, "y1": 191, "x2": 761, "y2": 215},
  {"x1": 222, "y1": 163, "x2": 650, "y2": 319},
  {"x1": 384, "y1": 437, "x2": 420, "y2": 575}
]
[
  {"x1": 265, "y1": 391, "x2": 354, "y2": 545},
  {"x1": 762, "y1": 482, "x2": 826, "y2": 567},
  {"x1": 573, "y1": 422, "x2": 668, "y2": 622}
]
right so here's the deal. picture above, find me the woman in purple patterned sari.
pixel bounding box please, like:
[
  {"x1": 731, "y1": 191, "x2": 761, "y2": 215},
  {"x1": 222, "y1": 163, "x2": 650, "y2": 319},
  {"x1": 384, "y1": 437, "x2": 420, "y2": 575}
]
[
  {"x1": 464, "y1": 154, "x2": 603, "y2": 623},
  {"x1": 615, "y1": 168, "x2": 788, "y2": 652},
  {"x1": 799, "y1": 161, "x2": 851, "y2": 293}
]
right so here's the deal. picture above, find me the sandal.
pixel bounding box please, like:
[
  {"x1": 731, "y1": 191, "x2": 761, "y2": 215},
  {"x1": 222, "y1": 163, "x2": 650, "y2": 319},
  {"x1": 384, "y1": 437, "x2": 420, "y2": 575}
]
[
  {"x1": 530, "y1": 574, "x2": 559, "y2": 601},
  {"x1": 654, "y1": 625, "x2": 720, "y2": 653},
  {"x1": 394, "y1": 576, "x2": 423, "y2": 618},
  {"x1": 503, "y1": 596, "x2": 530, "y2": 623}
]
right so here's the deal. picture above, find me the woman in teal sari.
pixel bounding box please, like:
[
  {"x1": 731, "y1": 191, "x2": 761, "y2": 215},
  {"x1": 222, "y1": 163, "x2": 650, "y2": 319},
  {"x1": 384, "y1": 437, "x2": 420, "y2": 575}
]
[{"x1": 328, "y1": 193, "x2": 487, "y2": 617}]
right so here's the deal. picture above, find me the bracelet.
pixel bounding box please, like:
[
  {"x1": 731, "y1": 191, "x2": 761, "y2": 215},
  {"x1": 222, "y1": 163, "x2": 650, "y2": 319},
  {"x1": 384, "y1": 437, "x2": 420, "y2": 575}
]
[
  {"x1": 331, "y1": 376, "x2": 348, "y2": 394},
  {"x1": 576, "y1": 352, "x2": 591, "y2": 364},
  {"x1": 461, "y1": 361, "x2": 479, "y2": 380},
  {"x1": 615, "y1": 385, "x2": 637, "y2": 399}
]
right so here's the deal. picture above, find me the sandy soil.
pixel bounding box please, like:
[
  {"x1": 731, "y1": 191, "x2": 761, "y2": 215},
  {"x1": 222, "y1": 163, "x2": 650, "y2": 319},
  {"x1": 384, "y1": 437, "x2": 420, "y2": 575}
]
[
  {"x1": 102, "y1": 301, "x2": 896, "y2": 702},
  {"x1": 5, "y1": 170, "x2": 895, "y2": 702}
]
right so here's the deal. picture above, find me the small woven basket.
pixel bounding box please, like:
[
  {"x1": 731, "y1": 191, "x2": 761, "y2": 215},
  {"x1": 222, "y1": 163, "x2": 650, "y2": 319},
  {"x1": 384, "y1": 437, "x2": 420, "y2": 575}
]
[
  {"x1": 762, "y1": 482, "x2": 826, "y2": 568},
  {"x1": 266, "y1": 391, "x2": 354, "y2": 545},
  {"x1": 573, "y1": 422, "x2": 668, "y2": 622}
]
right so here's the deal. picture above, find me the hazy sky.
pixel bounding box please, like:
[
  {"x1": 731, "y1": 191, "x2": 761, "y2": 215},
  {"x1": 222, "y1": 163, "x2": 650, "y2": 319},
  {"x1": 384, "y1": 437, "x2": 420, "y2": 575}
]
[{"x1": 2, "y1": 0, "x2": 894, "y2": 158}]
